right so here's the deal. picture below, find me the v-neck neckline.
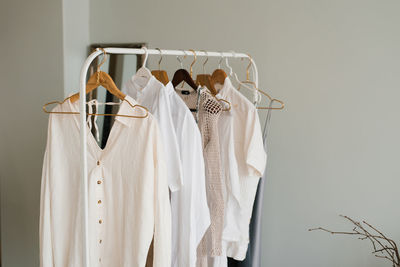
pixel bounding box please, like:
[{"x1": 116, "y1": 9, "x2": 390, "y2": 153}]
[{"x1": 68, "y1": 97, "x2": 129, "y2": 157}]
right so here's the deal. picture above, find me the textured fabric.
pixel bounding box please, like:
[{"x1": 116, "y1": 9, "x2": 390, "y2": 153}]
[
  {"x1": 40, "y1": 95, "x2": 171, "y2": 267},
  {"x1": 228, "y1": 101, "x2": 273, "y2": 267},
  {"x1": 175, "y1": 87, "x2": 198, "y2": 118},
  {"x1": 197, "y1": 90, "x2": 225, "y2": 262},
  {"x1": 122, "y1": 75, "x2": 183, "y2": 192},
  {"x1": 165, "y1": 82, "x2": 210, "y2": 267},
  {"x1": 177, "y1": 80, "x2": 266, "y2": 267},
  {"x1": 177, "y1": 87, "x2": 226, "y2": 266}
]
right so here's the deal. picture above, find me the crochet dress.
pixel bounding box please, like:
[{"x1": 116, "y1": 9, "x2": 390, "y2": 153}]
[{"x1": 178, "y1": 88, "x2": 226, "y2": 266}]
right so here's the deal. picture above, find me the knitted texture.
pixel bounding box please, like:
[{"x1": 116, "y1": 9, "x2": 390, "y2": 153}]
[
  {"x1": 176, "y1": 88, "x2": 198, "y2": 118},
  {"x1": 196, "y1": 90, "x2": 226, "y2": 267},
  {"x1": 177, "y1": 87, "x2": 226, "y2": 265}
]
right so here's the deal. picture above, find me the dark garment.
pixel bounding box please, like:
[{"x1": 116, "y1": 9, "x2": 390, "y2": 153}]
[{"x1": 228, "y1": 102, "x2": 273, "y2": 267}]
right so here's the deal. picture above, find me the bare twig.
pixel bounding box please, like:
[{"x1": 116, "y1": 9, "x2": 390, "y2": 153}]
[{"x1": 309, "y1": 215, "x2": 400, "y2": 266}]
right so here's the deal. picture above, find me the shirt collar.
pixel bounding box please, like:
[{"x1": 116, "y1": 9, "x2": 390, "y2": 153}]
[
  {"x1": 165, "y1": 81, "x2": 174, "y2": 95},
  {"x1": 217, "y1": 76, "x2": 233, "y2": 98},
  {"x1": 131, "y1": 73, "x2": 156, "y2": 94}
]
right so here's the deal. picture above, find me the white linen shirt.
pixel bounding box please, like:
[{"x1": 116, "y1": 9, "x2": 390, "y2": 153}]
[
  {"x1": 165, "y1": 82, "x2": 210, "y2": 267},
  {"x1": 213, "y1": 77, "x2": 267, "y2": 265},
  {"x1": 40, "y1": 95, "x2": 171, "y2": 267},
  {"x1": 122, "y1": 75, "x2": 183, "y2": 191}
]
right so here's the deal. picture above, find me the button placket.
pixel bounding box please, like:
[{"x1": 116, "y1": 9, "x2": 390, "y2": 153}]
[{"x1": 95, "y1": 160, "x2": 105, "y2": 264}]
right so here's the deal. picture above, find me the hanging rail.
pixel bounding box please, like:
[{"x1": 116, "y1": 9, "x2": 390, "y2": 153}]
[{"x1": 78, "y1": 47, "x2": 259, "y2": 267}]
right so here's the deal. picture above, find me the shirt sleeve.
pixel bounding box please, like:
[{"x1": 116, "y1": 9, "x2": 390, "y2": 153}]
[
  {"x1": 183, "y1": 115, "x2": 210, "y2": 266},
  {"x1": 243, "y1": 108, "x2": 267, "y2": 178},
  {"x1": 153, "y1": 123, "x2": 172, "y2": 266},
  {"x1": 187, "y1": 119, "x2": 210, "y2": 247},
  {"x1": 154, "y1": 89, "x2": 183, "y2": 192},
  {"x1": 39, "y1": 115, "x2": 53, "y2": 267}
]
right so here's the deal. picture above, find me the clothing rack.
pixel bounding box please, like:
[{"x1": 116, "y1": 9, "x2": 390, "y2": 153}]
[{"x1": 78, "y1": 47, "x2": 259, "y2": 266}]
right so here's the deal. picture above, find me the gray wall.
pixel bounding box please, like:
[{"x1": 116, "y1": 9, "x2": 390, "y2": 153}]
[
  {"x1": 89, "y1": 0, "x2": 400, "y2": 267},
  {"x1": 1, "y1": 0, "x2": 400, "y2": 266},
  {"x1": 0, "y1": 0, "x2": 64, "y2": 266},
  {"x1": 62, "y1": 0, "x2": 90, "y2": 96}
]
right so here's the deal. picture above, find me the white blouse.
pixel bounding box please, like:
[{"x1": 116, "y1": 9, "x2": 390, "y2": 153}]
[
  {"x1": 165, "y1": 82, "x2": 210, "y2": 267},
  {"x1": 212, "y1": 77, "x2": 267, "y2": 266},
  {"x1": 40, "y1": 95, "x2": 171, "y2": 267},
  {"x1": 123, "y1": 75, "x2": 183, "y2": 192}
]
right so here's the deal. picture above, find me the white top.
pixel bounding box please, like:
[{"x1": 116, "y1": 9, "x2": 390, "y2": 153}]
[
  {"x1": 165, "y1": 82, "x2": 210, "y2": 267},
  {"x1": 122, "y1": 75, "x2": 183, "y2": 192},
  {"x1": 217, "y1": 77, "x2": 267, "y2": 262},
  {"x1": 40, "y1": 95, "x2": 171, "y2": 267}
]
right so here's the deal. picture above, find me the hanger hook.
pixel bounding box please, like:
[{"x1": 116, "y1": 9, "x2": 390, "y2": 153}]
[
  {"x1": 155, "y1": 48, "x2": 163, "y2": 70},
  {"x1": 141, "y1": 46, "x2": 149, "y2": 67},
  {"x1": 189, "y1": 49, "x2": 196, "y2": 77},
  {"x1": 245, "y1": 53, "x2": 253, "y2": 81},
  {"x1": 218, "y1": 52, "x2": 224, "y2": 69},
  {"x1": 201, "y1": 50, "x2": 209, "y2": 73},
  {"x1": 176, "y1": 50, "x2": 187, "y2": 69},
  {"x1": 97, "y1": 48, "x2": 107, "y2": 72},
  {"x1": 225, "y1": 50, "x2": 235, "y2": 76},
  {"x1": 176, "y1": 54, "x2": 183, "y2": 68}
]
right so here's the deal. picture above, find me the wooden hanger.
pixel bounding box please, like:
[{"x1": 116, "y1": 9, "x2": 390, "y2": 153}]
[
  {"x1": 196, "y1": 51, "x2": 231, "y2": 111},
  {"x1": 196, "y1": 50, "x2": 214, "y2": 92},
  {"x1": 43, "y1": 48, "x2": 149, "y2": 118},
  {"x1": 69, "y1": 71, "x2": 124, "y2": 103},
  {"x1": 151, "y1": 48, "x2": 169, "y2": 85},
  {"x1": 172, "y1": 49, "x2": 198, "y2": 90},
  {"x1": 196, "y1": 51, "x2": 231, "y2": 112},
  {"x1": 239, "y1": 55, "x2": 284, "y2": 110},
  {"x1": 210, "y1": 53, "x2": 227, "y2": 95}
]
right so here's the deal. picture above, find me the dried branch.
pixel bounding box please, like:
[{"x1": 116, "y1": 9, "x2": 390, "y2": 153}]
[
  {"x1": 364, "y1": 220, "x2": 400, "y2": 260},
  {"x1": 309, "y1": 215, "x2": 400, "y2": 266},
  {"x1": 335, "y1": 215, "x2": 396, "y2": 262}
]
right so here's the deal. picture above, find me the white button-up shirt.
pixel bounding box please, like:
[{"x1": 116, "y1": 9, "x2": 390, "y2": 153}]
[
  {"x1": 212, "y1": 77, "x2": 267, "y2": 266},
  {"x1": 123, "y1": 75, "x2": 183, "y2": 192},
  {"x1": 40, "y1": 95, "x2": 171, "y2": 267},
  {"x1": 165, "y1": 82, "x2": 210, "y2": 267}
]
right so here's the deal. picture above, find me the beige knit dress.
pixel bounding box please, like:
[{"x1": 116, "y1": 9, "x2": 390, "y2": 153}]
[{"x1": 178, "y1": 88, "x2": 225, "y2": 266}]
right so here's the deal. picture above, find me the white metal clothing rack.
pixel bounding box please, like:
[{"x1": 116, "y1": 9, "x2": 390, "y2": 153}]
[{"x1": 78, "y1": 47, "x2": 259, "y2": 266}]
